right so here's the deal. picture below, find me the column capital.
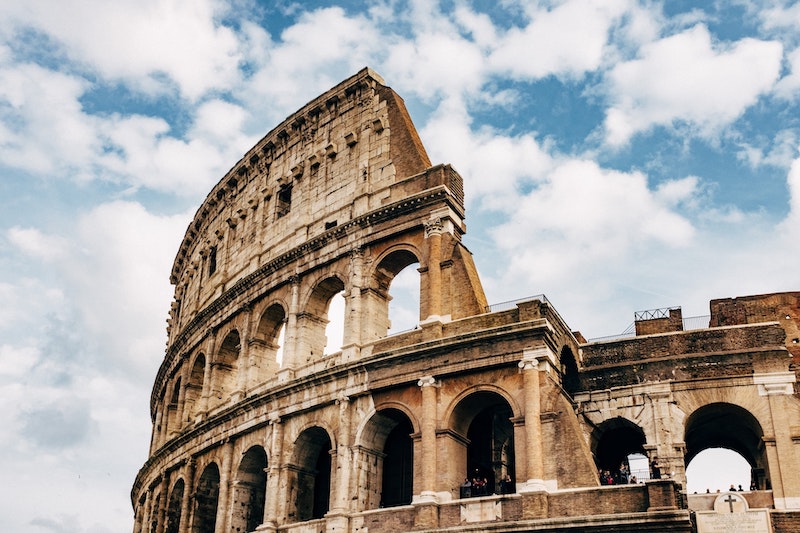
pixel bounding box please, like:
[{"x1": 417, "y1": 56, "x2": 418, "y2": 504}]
[
  {"x1": 417, "y1": 375, "x2": 439, "y2": 388},
  {"x1": 520, "y1": 345, "x2": 556, "y2": 372}
]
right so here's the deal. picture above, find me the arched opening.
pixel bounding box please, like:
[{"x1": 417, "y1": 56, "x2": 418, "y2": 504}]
[
  {"x1": 231, "y1": 446, "x2": 268, "y2": 533},
  {"x1": 164, "y1": 376, "x2": 181, "y2": 437},
  {"x1": 290, "y1": 427, "x2": 332, "y2": 522},
  {"x1": 591, "y1": 417, "x2": 646, "y2": 485},
  {"x1": 559, "y1": 346, "x2": 580, "y2": 396},
  {"x1": 324, "y1": 291, "x2": 345, "y2": 355},
  {"x1": 685, "y1": 403, "x2": 768, "y2": 491},
  {"x1": 299, "y1": 277, "x2": 345, "y2": 362},
  {"x1": 192, "y1": 463, "x2": 220, "y2": 533},
  {"x1": 252, "y1": 303, "x2": 286, "y2": 382},
  {"x1": 185, "y1": 354, "x2": 205, "y2": 421},
  {"x1": 368, "y1": 250, "x2": 421, "y2": 340},
  {"x1": 211, "y1": 330, "x2": 240, "y2": 408},
  {"x1": 164, "y1": 478, "x2": 184, "y2": 533},
  {"x1": 388, "y1": 262, "x2": 421, "y2": 334},
  {"x1": 451, "y1": 391, "x2": 515, "y2": 496},
  {"x1": 686, "y1": 448, "x2": 751, "y2": 493},
  {"x1": 359, "y1": 408, "x2": 414, "y2": 509}
]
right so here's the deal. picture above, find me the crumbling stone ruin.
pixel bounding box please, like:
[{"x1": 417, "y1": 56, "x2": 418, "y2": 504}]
[{"x1": 132, "y1": 68, "x2": 800, "y2": 533}]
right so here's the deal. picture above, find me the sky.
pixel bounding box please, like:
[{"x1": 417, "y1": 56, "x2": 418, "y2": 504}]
[{"x1": 1, "y1": 0, "x2": 799, "y2": 531}]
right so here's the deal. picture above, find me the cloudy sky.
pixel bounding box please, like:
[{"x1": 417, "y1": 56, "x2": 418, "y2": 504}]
[{"x1": 1, "y1": 0, "x2": 799, "y2": 531}]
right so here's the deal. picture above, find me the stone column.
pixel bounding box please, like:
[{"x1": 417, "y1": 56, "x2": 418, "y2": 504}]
[
  {"x1": 423, "y1": 220, "x2": 443, "y2": 321},
  {"x1": 215, "y1": 439, "x2": 235, "y2": 532},
  {"x1": 416, "y1": 375, "x2": 439, "y2": 500},
  {"x1": 341, "y1": 248, "x2": 363, "y2": 361},
  {"x1": 178, "y1": 459, "x2": 195, "y2": 533},
  {"x1": 332, "y1": 394, "x2": 353, "y2": 512},
  {"x1": 757, "y1": 373, "x2": 800, "y2": 509},
  {"x1": 279, "y1": 276, "x2": 301, "y2": 379},
  {"x1": 261, "y1": 417, "x2": 283, "y2": 531},
  {"x1": 518, "y1": 348, "x2": 548, "y2": 492},
  {"x1": 176, "y1": 357, "x2": 190, "y2": 432},
  {"x1": 155, "y1": 474, "x2": 169, "y2": 533},
  {"x1": 238, "y1": 306, "x2": 255, "y2": 395}
]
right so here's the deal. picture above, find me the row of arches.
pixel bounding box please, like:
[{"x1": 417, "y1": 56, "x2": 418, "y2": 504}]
[
  {"x1": 137, "y1": 389, "x2": 517, "y2": 533},
  {"x1": 152, "y1": 250, "x2": 422, "y2": 450},
  {"x1": 591, "y1": 402, "x2": 770, "y2": 492}
]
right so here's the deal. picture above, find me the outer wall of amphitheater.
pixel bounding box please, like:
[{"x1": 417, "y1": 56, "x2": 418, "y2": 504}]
[{"x1": 132, "y1": 68, "x2": 800, "y2": 533}]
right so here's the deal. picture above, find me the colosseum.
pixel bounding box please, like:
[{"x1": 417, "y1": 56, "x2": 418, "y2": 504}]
[{"x1": 132, "y1": 68, "x2": 800, "y2": 533}]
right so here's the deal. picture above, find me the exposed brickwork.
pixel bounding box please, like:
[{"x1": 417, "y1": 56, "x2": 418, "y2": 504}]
[{"x1": 770, "y1": 510, "x2": 800, "y2": 533}]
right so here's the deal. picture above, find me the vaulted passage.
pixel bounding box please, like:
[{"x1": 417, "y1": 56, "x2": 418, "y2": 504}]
[
  {"x1": 591, "y1": 417, "x2": 646, "y2": 483},
  {"x1": 164, "y1": 479, "x2": 183, "y2": 533},
  {"x1": 452, "y1": 391, "x2": 515, "y2": 496},
  {"x1": 685, "y1": 403, "x2": 769, "y2": 490},
  {"x1": 192, "y1": 463, "x2": 220, "y2": 533},
  {"x1": 380, "y1": 411, "x2": 414, "y2": 507},
  {"x1": 231, "y1": 446, "x2": 267, "y2": 533},
  {"x1": 291, "y1": 427, "x2": 332, "y2": 522}
]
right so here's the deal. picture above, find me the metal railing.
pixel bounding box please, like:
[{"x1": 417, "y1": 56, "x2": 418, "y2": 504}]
[{"x1": 588, "y1": 315, "x2": 712, "y2": 343}]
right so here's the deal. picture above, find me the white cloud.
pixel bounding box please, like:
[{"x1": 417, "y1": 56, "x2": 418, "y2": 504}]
[
  {"x1": 774, "y1": 46, "x2": 800, "y2": 100},
  {"x1": 604, "y1": 25, "x2": 783, "y2": 145},
  {"x1": 0, "y1": 0, "x2": 242, "y2": 100},
  {"x1": 0, "y1": 62, "x2": 98, "y2": 176},
  {"x1": 100, "y1": 102, "x2": 256, "y2": 196},
  {"x1": 490, "y1": 0, "x2": 629, "y2": 79},
  {"x1": 7, "y1": 226, "x2": 68, "y2": 260}
]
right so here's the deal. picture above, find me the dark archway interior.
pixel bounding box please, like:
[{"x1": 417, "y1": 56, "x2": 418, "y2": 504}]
[
  {"x1": 685, "y1": 403, "x2": 768, "y2": 489},
  {"x1": 165, "y1": 479, "x2": 183, "y2": 533},
  {"x1": 455, "y1": 391, "x2": 515, "y2": 495},
  {"x1": 559, "y1": 346, "x2": 580, "y2": 396},
  {"x1": 380, "y1": 409, "x2": 414, "y2": 507},
  {"x1": 233, "y1": 446, "x2": 268, "y2": 533},
  {"x1": 293, "y1": 427, "x2": 332, "y2": 521},
  {"x1": 592, "y1": 418, "x2": 647, "y2": 471},
  {"x1": 192, "y1": 463, "x2": 220, "y2": 533}
]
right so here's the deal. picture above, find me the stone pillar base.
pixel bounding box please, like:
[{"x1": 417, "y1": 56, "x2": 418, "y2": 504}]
[
  {"x1": 646, "y1": 479, "x2": 679, "y2": 511},
  {"x1": 413, "y1": 501, "x2": 439, "y2": 529},
  {"x1": 520, "y1": 490, "x2": 549, "y2": 520},
  {"x1": 325, "y1": 512, "x2": 350, "y2": 533}
]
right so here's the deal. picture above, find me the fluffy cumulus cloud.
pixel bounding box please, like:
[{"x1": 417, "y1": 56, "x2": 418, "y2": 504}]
[
  {"x1": 0, "y1": 0, "x2": 242, "y2": 100},
  {"x1": 1, "y1": 2, "x2": 800, "y2": 532},
  {"x1": 490, "y1": 0, "x2": 630, "y2": 79},
  {"x1": 604, "y1": 25, "x2": 783, "y2": 145}
]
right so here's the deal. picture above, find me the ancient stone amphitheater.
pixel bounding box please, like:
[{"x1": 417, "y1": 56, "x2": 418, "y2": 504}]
[{"x1": 132, "y1": 68, "x2": 800, "y2": 533}]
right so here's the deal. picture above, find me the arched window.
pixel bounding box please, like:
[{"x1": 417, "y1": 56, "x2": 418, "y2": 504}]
[
  {"x1": 559, "y1": 346, "x2": 580, "y2": 396},
  {"x1": 164, "y1": 479, "x2": 184, "y2": 533},
  {"x1": 362, "y1": 249, "x2": 421, "y2": 341},
  {"x1": 231, "y1": 446, "x2": 268, "y2": 533},
  {"x1": 210, "y1": 330, "x2": 240, "y2": 408},
  {"x1": 184, "y1": 354, "x2": 205, "y2": 421},
  {"x1": 685, "y1": 403, "x2": 767, "y2": 491},
  {"x1": 192, "y1": 463, "x2": 220, "y2": 533},
  {"x1": 360, "y1": 408, "x2": 415, "y2": 509},
  {"x1": 451, "y1": 391, "x2": 516, "y2": 496},
  {"x1": 290, "y1": 427, "x2": 332, "y2": 522},
  {"x1": 591, "y1": 417, "x2": 646, "y2": 484},
  {"x1": 251, "y1": 303, "x2": 286, "y2": 383},
  {"x1": 298, "y1": 277, "x2": 345, "y2": 363}
]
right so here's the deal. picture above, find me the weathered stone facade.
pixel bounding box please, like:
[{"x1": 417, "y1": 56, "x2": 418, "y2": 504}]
[{"x1": 132, "y1": 69, "x2": 800, "y2": 533}]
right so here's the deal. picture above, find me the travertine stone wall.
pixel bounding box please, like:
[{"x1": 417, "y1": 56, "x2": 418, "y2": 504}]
[{"x1": 133, "y1": 69, "x2": 800, "y2": 533}]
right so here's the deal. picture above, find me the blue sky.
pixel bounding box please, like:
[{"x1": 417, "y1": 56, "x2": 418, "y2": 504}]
[{"x1": 1, "y1": 1, "x2": 799, "y2": 531}]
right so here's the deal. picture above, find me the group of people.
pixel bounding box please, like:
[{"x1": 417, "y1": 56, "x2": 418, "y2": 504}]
[
  {"x1": 460, "y1": 472, "x2": 515, "y2": 498},
  {"x1": 598, "y1": 463, "x2": 638, "y2": 485}
]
